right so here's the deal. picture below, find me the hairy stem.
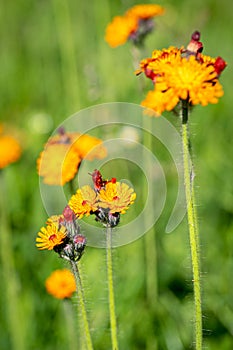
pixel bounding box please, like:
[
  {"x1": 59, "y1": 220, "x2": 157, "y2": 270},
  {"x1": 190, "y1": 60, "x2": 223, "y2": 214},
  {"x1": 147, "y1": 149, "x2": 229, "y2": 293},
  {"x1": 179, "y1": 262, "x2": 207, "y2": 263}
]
[
  {"x1": 70, "y1": 260, "x2": 93, "y2": 350},
  {"x1": 181, "y1": 100, "x2": 202, "y2": 349},
  {"x1": 106, "y1": 225, "x2": 119, "y2": 350}
]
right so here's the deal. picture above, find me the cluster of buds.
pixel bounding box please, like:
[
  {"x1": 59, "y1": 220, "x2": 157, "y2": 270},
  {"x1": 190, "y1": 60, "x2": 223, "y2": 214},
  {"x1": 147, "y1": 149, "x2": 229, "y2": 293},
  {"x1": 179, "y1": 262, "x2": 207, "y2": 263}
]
[
  {"x1": 53, "y1": 206, "x2": 86, "y2": 261},
  {"x1": 54, "y1": 206, "x2": 87, "y2": 262},
  {"x1": 36, "y1": 206, "x2": 87, "y2": 261}
]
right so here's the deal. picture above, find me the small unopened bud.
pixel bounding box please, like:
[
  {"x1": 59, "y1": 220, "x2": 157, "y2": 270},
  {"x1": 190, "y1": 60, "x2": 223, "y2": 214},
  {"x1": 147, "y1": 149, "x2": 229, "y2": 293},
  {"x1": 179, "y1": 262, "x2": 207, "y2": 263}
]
[
  {"x1": 63, "y1": 205, "x2": 76, "y2": 222},
  {"x1": 90, "y1": 169, "x2": 106, "y2": 191},
  {"x1": 191, "y1": 31, "x2": 201, "y2": 41},
  {"x1": 74, "y1": 234, "x2": 86, "y2": 252},
  {"x1": 214, "y1": 56, "x2": 227, "y2": 76},
  {"x1": 63, "y1": 243, "x2": 75, "y2": 260},
  {"x1": 95, "y1": 208, "x2": 108, "y2": 224},
  {"x1": 108, "y1": 212, "x2": 120, "y2": 227}
]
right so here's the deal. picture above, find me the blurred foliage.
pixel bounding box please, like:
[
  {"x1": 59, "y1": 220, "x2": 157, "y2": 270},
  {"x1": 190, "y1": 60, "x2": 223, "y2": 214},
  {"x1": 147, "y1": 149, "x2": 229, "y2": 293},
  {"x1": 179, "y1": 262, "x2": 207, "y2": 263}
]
[{"x1": 0, "y1": 0, "x2": 233, "y2": 349}]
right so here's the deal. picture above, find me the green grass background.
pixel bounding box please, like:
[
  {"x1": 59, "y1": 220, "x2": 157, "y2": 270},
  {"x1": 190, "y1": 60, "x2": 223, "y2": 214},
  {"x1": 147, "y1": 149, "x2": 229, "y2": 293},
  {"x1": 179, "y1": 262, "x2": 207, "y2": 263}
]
[{"x1": 0, "y1": 0, "x2": 232, "y2": 349}]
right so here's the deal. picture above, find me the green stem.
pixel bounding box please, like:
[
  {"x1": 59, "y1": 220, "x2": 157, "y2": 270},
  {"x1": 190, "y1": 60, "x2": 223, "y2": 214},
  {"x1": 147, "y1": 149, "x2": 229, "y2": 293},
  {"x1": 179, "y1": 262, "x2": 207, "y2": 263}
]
[
  {"x1": 0, "y1": 170, "x2": 25, "y2": 350},
  {"x1": 106, "y1": 225, "x2": 119, "y2": 350},
  {"x1": 181, "y1": 100, "x2": 202, "y2": 350},
  {"x1": 70, "y1": 260, "x2": 93, "y2": 350}
]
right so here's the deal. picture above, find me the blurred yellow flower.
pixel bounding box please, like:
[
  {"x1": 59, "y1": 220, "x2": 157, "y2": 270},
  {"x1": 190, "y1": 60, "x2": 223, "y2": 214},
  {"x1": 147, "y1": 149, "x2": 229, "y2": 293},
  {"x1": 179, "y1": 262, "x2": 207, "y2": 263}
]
[
  {"x1": 98, "y1": 182, "x2": 136, "y2": 214},
  {"x1": 0, "y1": 126, "x2": 21, "y2": 169},
  {"x1": 37, "y1": 129, "x2": 106, "y2": 186},
  {"x1": 68, "y1": 185, "x2": 98, "y2": 218},
  {"x1": 37, "y1": 144, "x2": 81, "y2": 186},
  {"x1": 105, "y1": 4, "x2": 164, "y2": 48},
  {"x1": 45, "y1": 269, "x2": 76, "y2": 299},
  {"x1": 36, "y1": 222, "x2": 67, "y2": 250}
]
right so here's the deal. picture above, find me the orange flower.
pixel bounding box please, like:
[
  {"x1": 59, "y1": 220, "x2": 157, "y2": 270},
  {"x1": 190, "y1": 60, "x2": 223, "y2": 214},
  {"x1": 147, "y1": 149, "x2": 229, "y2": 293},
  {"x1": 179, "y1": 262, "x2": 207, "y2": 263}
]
[
  {"x1": 98, "y1": 182, "x2": 136, "y2": 214},
  {"x1": 137, "y1": 33, "x2": 227, "y2": 115},
  {"x1": 0, "y1": 126, "x2": 21, "y2": 169},
  {"x1": 37, "y1": 129, "x2": 106, "y2": 185},
  {"x1": 68, "y1": 185, "x2": 98, "y2": 218},
  {"x1": 36, "y1": 222, "x2": 67, "y2": 250},
  {"x1": 105, "y1": 4, "x2": 164, "y2": 47},
  {"x1": 45, "y1": 269, "x2": 76, "y2": 299}
]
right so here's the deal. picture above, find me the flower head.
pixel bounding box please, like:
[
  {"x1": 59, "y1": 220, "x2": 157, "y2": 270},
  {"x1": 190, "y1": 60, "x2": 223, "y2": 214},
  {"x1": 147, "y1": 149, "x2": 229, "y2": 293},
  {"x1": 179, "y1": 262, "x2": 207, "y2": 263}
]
[
  {"x1": 98, "y1": 182, "x2": 136, "y2": 214},
  {"x1": 36, "y1": 206, "x2": 87, "y2": 260},
  {"x1": 68, "y1": 185, "x2": 98, "y2": 218},
  {"x1": 36, "y1": 222, "x2": 67, "y2": 250},
  {"x1": 45, "y1": 269, "x2": 76, "y2": 299},
  {"x1": 0, "y1": 125, "x2": 21, "y2": 169},
  {"x1": 105, "y1": 4, "x2": 164, "y2": 47},
  {"x1": 37, "y1": 128, "x2": 106, "y2": 186},
  {"x1": 137, "y1": 31, "x2": 227, "y2": 115}
]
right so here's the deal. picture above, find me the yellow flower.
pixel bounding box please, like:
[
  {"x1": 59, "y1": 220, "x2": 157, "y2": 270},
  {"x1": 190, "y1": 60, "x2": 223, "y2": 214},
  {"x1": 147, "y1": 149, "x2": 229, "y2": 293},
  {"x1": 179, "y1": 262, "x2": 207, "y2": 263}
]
[
  {"x1": 45, "y1": 269, "x2": 76, "y2": 299},
  {"x1": 36, "y1": 223, "x2": 67, "y2": 250},
  {"x1": 126, "y1": 4, "x2": 164, "y2": 19},
  {"x1": 68, "y1": 185, "x2": 98, "y2": 218},
  {"x1": 139, "y1": 48, "x2": 226, "y2": 115},
  {"x1": 0, "y1": 126, "x2": 21, "y2": 169},
  {"x1": 105, "y1": 15, "x2": 138, "y2": 48},
  {"x1": 105, "y1": 4, "x2": 164, "y2": 48},
  {"x1": 37, "y1": 130, "x2": 106, "y2": 186},
  {"x1": 98, "y1": 182, "x2": 136, "y2": 214}
]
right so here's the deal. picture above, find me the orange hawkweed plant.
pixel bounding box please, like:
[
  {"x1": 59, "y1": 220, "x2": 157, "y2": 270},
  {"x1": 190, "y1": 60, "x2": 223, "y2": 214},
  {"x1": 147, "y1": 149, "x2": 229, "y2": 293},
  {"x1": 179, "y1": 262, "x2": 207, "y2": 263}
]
[
  {"x1": 36, "y1": 206, "x2": 93, "y2": 350},
  {"x1": 105, "y1": 4, "x2": 165, "y2": 48},
  {"x1": 136, "y1": 31, "x2": 226, "y2": 116},
  {"x1": 136, "y1": 31, "x2": 227, "y2": 350},
  {"x1": 36, "y1": 169, "x2": 136, "y2": 350}
]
